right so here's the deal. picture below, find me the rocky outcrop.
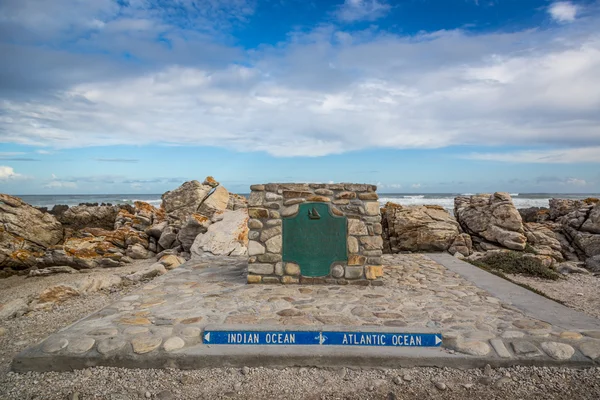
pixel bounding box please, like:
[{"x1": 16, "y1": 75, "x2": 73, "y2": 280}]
[
  {"x1": 519, "y1": 207, "x2": 550, "y2": 223},
  {"x1": 227, "y1": 193, "x2": 248, "y2": 210},
  {"x1": 455, "y1": 193, "x2": 526, "y2": 251},
  {"x1": 37, "y1": 202, "x2": 162, "y2": 270},
  {"x1": 524, "y1": 222, "x2": 564, "y2": 262},
  {"x1": 1, "y1": 194, "x2": 64, "y2": 272},
  {"x1": 177, "y1": 214, "x2": 212, "y2": 252},
  {"x1": 448, "y1": 233, "x2": 473, "y2": 257},
  {"x1": 1, "y1": 177, "x2": 244, "y2": 275},
  {"x1": 382, "y1": 203, "x2": 460, "y2": 253},
  {"x1": 57, "y1": 205, "x2": 126, "y2": 232},
  {"x1": 191, "y1": 209, "x2": 249, "y2": 257},
  {"x1": 556, "y1": 201, "x2": 600, "y2": 261}
]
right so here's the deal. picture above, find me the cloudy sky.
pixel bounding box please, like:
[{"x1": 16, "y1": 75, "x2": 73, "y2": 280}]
[{"x1": 1, "y1": 0, "x2": 599, "y2": 194}]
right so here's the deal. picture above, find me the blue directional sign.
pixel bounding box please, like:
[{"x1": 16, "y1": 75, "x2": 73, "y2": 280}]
[
  {"x1": 322, "y1": 331, "x2": 442, "y2": 347},
  {"x1": 203, "y1": 330, "x2": 442, "y2": 347},
  {"x1": 203, "y1": 330, "x2": 322, "y2": 345}
]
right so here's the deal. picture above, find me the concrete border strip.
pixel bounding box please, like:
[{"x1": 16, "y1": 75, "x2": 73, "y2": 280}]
[{"x1": 425, "y1": 253, "x2": 600, "y2": 331}]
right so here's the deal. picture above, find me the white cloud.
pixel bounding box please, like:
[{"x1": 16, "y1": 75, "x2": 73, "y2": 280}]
[
  {"x1": 1, "y1": 1, "x2": 600, "y2": 160},
  {"x1": 548, "y1": 2, "x2": 578, "y2": 23},
  {"x1": 43, "y1": 180, "x2": 77, "y2": 189},
  {"x1": 411, "y1": 183, "x2": 422, "y2": 189},
  {"x1": 335, "y1": 0, "x2": 391, "y2": 22},
  {"x1": 36, "y1": 150, "x2": 51, "y2": 154},
  {"x1": 0, "y1": 165, "x2": 23, "y2": 180},
  {"x1": 377, "y1": 182, "x2": 402, "y2": 189},
  {"x1": 565, "y1": 177, "x2": 587, "y2": 186},
  {"x1": 464, "y1": 146, "x2": 600, "y2": 163}
]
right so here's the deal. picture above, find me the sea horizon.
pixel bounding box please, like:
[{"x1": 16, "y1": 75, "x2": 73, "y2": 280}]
[{"x1": 12, "y1": 192, "x2": 600, "y2": 213}]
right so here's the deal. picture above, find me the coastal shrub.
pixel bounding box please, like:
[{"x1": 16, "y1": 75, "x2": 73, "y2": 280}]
[
  {"x1": 472, "y1": 251, "x2": 560, "y2": 280},
  {"x1": 523, "y1": 243, "x2": 537, "y2": 254}
]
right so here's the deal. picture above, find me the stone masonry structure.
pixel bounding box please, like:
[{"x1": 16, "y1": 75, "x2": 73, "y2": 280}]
[{"x1": 247, "y1": 183, "x2": 383, "y2": 285}]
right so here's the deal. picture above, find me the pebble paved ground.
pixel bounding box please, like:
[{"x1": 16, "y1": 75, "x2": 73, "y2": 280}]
[{"x1": 2, "y1": 254, "x2": 600, "y2": 399}]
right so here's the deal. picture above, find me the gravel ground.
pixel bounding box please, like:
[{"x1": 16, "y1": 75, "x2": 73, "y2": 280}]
[
  {"x1": 0, "y1": 261, "x2": 152, "y2": 305},
  {"x1": 507, "y1": 273, "x2": 600, "y2": 319},
  {"x1": 1, "y1": 264, "x2": 600, "y2": 399}
]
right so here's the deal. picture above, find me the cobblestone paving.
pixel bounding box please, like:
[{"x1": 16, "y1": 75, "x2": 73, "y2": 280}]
[{"x1": 14, "y1": 254, "x2": 600, "y2": 368}]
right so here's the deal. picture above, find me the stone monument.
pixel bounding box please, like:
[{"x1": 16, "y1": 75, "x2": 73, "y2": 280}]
[{"x1": 247, "y1": 183, "x2": 383, "y2": 285}]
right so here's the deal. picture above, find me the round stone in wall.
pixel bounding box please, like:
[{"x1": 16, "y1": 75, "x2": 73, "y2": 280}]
[
  {"x1": 67, "y1": 337, "x2": 96, "y2": 354},
  {"x1": 42, "y1": 337, "x2": 69, "y2": 353},
  {"x1": 97, "y1": 337, "x2": 127, "y2": 355},
  {"x1": 163, "y1": 336, "x2": 185, "y2": 352},
  {"x1": 331, "y1": 265, "x2": 344, "y2": 278},
  {"x1": 131, "y1": 335, "x2": 162, "y2": 354}
]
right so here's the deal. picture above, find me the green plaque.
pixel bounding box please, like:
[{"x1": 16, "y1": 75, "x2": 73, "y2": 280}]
[{"x1": 282, "y1": 202, "x2": 348, "y2": 277}]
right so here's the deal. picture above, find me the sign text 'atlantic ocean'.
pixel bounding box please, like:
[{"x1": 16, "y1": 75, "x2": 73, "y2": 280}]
[{"x1": 203, "y1": 330, "x2": 442, "y2": 347}]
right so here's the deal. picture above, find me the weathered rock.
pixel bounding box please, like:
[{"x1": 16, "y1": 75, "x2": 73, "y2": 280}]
[
  {"x1": 581, "y1": 203, "x2": 600, "y2": 234},
  {"x1": 27, "y1": 266, "x2": 79, "y2": 277},
  {"x1": 227, "y1": 193, "x2": 248, "y2": 211},
  {"x1": 124, "y1": 263, "x2": 167, "y2": 282},
  {"x1": 191, "y1": 209, "x2": 248, "y2": 257},
  {"x1": 524, "y1": 222, "x2": 564, "y2": 261},
  {"x1": 549, "y1": 198, "x2": 585, "y2": 220},
  {"x1": 59, "y1": 205, "x2": 122, "y2": 231},
  {"x1": 158, "y1": 227, "x2": 178, "y2": 250},
  {"x1": 145, "y1": 221, "x2": 168, "y2": 239},
  {"x1": 197, "y1": 186, "x2": 229, "y2": 217},
  {"x1": 74, "y1": 274, "x2": 122, "y2": 294},
  {"x1": 1, "y1": 194, "x2": 63, "y2": 270},
  {"x1": 557, "y1": 261, "x2": 590, "y2": 274},
  {"x1": 126, "y1": 243, "x2": 155, "y2": 260},
  {"x1": 176, "y1": 214, "x2": 212, "y2": 252},
  {"x1": 0, "y1": 298, "x2": 29, "y2": 319},
  {"x1": 519, "y1": 207, "x2": 550, "y2": 223},
  {"x1": 448, "y1": 233, "x2": 473, "y2": 257},
  {"x1": 585, "y1": 255, "x2": 600, "y2": 272},
  {"x1": 159, "y1": 254, "x2": 186, "y2": 270},
  {"x1": 161, "y1": 180, "x2": 213, "y2": 224},
  {"x1": 37, "y1": 285, "x2": 80, "y2": 304},
  {"x1": 383, "y1": 203, "x2": 459, "y2": 253},
  {"x1": 455, "y1": 193, "x2": 526, "y2": 251}
]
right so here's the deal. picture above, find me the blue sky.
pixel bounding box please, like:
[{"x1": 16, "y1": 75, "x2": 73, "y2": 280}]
[{"x1": 1, "y1": 0, "x2": 599, "y2": 195}]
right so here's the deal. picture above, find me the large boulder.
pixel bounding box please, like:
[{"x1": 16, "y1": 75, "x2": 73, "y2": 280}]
[
  {"x1": 549, "y1": 198, "x2": 585, "y2": 220},
  {"x1": 383, "y1": 203, "x2": 460, "y2": 253},
  {"x1": 454, "y1": 193, "x2": 526, "y2": 251},
  {"x1": 191, "y1": 209, "x2": 249, "y2": 257},
  {"x1": 58, "y1": 205, "x2": 123, "y2": 231},
  {"x1": 524, "y1": 222, "x2": 564, "y2": 261},
  {"x1": 177, "y1": 214, "x2": 212, "y2": 252},
  {"x1": 1, "y1": 194, "x2": 64, "y2": 271},
  {"x1": 197, "y1": 185, "x2": 229, "y2": 217},
  {"x1": 161, "y1": 180, "x2": 213, "y2": 224},
  {"x1": 161, "y1": 178, "x2": 232, "y2": 225},
  {"x1": 555, "y1": 201, "x2": 600, "y2": 261}
]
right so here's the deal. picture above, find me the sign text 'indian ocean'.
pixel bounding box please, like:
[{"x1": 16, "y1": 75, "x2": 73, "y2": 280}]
[{"x1": 203, "y1": 330, "x2": 442, "y2": 347}]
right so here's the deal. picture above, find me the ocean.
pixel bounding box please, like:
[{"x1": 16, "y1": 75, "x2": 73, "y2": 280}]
[{"x1": 15, "y1": 193, "x2": 600, "y2": 213}]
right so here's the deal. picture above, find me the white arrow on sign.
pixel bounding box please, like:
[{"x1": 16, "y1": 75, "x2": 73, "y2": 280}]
[
  {"x1": 435, "y1": 335, "x2": 442, "y2": 345},
  {"x1": 204, "y1": 332, "x2": 211, "y2": 342}
]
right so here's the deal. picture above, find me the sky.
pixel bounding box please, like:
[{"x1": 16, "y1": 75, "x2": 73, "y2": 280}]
[{"x1": 1, "y1": 0, "x2": 599, "y2": 195}]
